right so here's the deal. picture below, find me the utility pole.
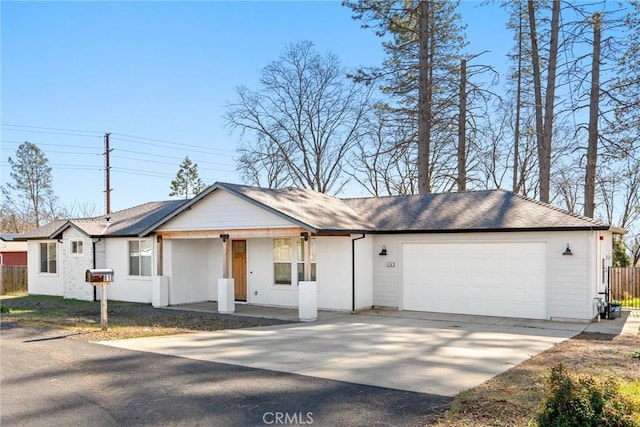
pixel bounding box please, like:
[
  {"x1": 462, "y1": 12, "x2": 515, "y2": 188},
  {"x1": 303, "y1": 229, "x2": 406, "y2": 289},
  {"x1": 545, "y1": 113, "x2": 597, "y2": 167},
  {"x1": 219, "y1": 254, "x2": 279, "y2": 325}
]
[{"x1": 104, "y1": 133, "x2": 112, "y2": 214}]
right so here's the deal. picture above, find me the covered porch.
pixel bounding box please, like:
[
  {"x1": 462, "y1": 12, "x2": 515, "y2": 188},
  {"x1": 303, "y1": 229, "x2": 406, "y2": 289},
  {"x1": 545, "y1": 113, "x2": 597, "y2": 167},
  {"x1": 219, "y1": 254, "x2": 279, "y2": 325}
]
[{"x1": 153, "y1": 227, "x2": 351, "y2": 322}]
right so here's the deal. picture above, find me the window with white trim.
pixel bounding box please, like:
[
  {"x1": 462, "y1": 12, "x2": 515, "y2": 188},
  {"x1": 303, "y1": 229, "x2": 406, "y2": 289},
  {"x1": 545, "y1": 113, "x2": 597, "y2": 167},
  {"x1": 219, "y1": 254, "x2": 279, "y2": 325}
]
[
  {"x1": 70, "y1": 239, "x2": 84, "y2": 256},
  {"x1": 39, "y1": 242, "x2": 57, "y2": 274},
  {"x1": 273, "y1": 238, "x2": 316, "y2": 285},
  {"x1": 297, "y1": 238, "x2": 317, "y2": 282},
  {"x1": 273, "y1": 238, "x2": 292, "y2": 285},
  {"x1": 129, "y1": 239, "x2": 152, "y2": 276}
]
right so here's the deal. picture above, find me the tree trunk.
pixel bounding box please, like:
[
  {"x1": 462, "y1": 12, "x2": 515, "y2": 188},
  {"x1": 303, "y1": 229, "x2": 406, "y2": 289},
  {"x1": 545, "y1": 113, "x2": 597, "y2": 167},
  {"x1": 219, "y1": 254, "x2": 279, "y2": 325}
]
[
  {"x1": 513, "y1": 6, "x2": 523, "y2": 194},
  {"x1": 527, "y1": 0, "x2": 545, "y2": 201},
  {"x1": 584, "y1": 13, "x2": 601, "y2": 218},
  {"x1": 418, "y1": 0, "x2": 432, "y2": 194},
  {"x1": 540, "y1": 0, "x2": 561, "y2": 203},
  {"x1": 457, "y1": 58, "x2": 467, "y2": 192}
]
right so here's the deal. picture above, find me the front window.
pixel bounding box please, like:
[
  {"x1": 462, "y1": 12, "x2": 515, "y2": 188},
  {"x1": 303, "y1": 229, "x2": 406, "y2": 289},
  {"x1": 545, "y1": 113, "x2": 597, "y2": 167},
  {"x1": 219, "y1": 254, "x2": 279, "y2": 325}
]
[
  {"x1": 273, "y1": 238, "x2": 317, "y2": 285},
  {"x1": 70, "y1": 239, "x2": 84, "y2": 256},
  {"x1": 273, "y1": 238, "x2": 292, "y2": 285},
  {"x1": 129, "y1": 239, "x2": 152, "y2": 276},
  {"x1": 39, "y1": 242, "x2": 57, "y2": 273}
]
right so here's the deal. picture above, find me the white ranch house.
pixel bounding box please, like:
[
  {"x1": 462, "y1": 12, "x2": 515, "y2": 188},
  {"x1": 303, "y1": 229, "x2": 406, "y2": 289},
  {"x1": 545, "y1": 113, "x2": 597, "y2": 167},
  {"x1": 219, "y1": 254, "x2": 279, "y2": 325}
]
[{"x1": 21, "y1": 182, "x2": 619, "y2": 321}]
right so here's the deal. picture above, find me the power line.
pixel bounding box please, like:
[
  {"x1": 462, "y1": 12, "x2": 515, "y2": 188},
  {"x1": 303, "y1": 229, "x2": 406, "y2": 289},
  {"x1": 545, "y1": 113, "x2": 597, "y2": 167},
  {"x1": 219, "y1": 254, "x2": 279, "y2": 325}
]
[
  {"x1": 0, "y1": 140, "x2": 100, "y2": 151},
  {"x1": 0, "y1": 123, "x2": 105, "y2": 135},
  {"x1": 110, "y1": 135, "x2": 234, "y2": 156},
  {"x1": 110, "y1": 132, "x2": 236, "y2": 154}
]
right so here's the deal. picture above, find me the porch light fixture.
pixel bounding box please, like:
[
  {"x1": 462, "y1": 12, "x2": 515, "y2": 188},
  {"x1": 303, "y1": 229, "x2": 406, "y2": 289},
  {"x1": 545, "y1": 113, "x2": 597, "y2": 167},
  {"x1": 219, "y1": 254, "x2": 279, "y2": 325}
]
[
  {"x1": 563, "y1": 244, "x2": 573, "y2": 256},
  {"x1": 379, "y1": 245, "x2": 388, "y2": 256},
  {"x1": 220, "y1": 234, "x2": 229, "y2": 243},
  {"x1": 300, "y1": 232, "x2": 309, "y2": 241}
]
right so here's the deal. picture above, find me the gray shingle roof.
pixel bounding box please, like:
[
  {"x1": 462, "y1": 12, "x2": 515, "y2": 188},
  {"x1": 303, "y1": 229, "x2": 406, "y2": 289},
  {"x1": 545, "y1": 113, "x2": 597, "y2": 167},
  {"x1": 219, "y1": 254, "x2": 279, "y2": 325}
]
[
  {"x1": 220, "y1": 183, "x2": 375, "y2": 232},
  {"x1": 18, "y1": 200, "x2": 188, "y2": 240},
  {"x1": 343, "y1": 189, "x2": 609, "y2": 232},
  {"x1": 19, "y1": 184, "x2": 613, "y2": 240}
]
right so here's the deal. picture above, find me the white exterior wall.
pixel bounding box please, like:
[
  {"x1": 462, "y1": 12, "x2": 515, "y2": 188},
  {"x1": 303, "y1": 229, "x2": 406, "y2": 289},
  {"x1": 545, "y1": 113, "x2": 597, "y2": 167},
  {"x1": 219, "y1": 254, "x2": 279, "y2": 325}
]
[
  {"x1": 316, "y1": 236, "x2": 353, "y2": 310},
  {"x1": 371, "y1": 230, "x2": 606, "y2": 320},
  {"x1": 61, "y1": 228, "x2": 93, "y2": 300},
  {"x1": 101, "y1": 237, "x2": 155, "y2": 303},
  {"x1": 27, "y1": 240, "x2": 64, "y2": 296},
  {"x1": 353, "y1": 234, "x2": 373, "y2": 310},
  {"x1": 242, "y1": 237, "x2": 352, "y2": 310},
  {"x1": 168, "y1": 239, "x2": 222, "y2": 305},
  {"x1": 158, "y1": 191, "x2": 293, "y2": 231}
]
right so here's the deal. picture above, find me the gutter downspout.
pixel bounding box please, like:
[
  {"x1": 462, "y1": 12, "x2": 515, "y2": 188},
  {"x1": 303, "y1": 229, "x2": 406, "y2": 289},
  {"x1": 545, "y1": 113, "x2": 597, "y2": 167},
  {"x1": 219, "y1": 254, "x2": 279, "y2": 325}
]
[
  {"x1": 351, "y1": 234, "x2": 366, "y2": 312},
  {"x1": 92, "y1": 240, "x2": 97, "y2": 302}
]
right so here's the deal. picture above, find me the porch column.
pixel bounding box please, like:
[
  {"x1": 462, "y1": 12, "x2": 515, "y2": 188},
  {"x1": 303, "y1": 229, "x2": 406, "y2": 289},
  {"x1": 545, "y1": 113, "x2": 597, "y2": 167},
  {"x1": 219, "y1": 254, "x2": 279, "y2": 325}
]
[
  {"x1": 218, "y1": 234, "x2": 235, "y2": 314},
  {"x1": 299, "y1": 232, "x2": 317, "y2": 322}
]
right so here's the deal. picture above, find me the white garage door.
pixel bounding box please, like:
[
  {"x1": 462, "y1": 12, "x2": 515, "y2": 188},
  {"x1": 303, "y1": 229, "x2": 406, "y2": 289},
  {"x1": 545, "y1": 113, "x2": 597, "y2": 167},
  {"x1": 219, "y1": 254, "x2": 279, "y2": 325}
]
[{"x1": 402, "y1": 241, "x2": 547, "y2": 319}]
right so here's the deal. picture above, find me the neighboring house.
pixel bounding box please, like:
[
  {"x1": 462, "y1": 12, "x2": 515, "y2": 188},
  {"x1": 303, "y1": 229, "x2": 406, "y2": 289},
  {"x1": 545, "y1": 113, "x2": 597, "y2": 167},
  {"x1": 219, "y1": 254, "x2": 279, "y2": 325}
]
[
  {"x1": 0, "y1": 234, "x2": 28, "y2": 266},
  {"x1": 20, "y1": 182, "x2": 621, "y2": 321}
]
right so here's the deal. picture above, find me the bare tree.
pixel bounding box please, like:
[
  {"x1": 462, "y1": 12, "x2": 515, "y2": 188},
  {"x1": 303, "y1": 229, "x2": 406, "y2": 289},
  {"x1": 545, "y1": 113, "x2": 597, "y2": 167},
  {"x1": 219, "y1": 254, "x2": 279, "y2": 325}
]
[{"x1": 226, "y1": 41, "x2": 371, "y2": 194}]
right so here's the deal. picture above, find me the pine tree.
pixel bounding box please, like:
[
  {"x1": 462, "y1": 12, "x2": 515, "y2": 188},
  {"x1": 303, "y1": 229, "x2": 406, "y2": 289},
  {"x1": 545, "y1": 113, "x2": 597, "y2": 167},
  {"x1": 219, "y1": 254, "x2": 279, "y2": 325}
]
[
  {"x1": 169, "y1": 156, "x2": 206, "y2": 199},
  {"x1": 344, "y1": 0, "x2": 467, "y2": 193},
  {"x1": 7, "y1": 141, "x2": 56, "y2": 228}
]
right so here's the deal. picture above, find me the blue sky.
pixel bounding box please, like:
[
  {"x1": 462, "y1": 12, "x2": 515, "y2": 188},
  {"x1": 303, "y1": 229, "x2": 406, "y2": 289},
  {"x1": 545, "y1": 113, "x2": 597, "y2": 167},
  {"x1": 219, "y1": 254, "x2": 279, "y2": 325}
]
[{"x1": 1, "y1": 1, "x2": 510, "y2": 213}]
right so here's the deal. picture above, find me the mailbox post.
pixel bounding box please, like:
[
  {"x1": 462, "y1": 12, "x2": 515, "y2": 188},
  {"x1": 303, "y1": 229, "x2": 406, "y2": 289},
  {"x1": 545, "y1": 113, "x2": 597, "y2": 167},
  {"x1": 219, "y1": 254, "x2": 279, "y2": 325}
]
[{"x1": 85, "y1": 269, "x2": 114, "y2": 331}]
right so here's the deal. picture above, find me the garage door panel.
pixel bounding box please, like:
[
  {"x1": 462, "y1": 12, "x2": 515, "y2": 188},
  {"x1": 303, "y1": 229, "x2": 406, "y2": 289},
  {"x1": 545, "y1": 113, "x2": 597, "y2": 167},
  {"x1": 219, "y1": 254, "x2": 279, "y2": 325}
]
[{"x1": 402, "y1": 241, "x2": 547, "y2": 319}]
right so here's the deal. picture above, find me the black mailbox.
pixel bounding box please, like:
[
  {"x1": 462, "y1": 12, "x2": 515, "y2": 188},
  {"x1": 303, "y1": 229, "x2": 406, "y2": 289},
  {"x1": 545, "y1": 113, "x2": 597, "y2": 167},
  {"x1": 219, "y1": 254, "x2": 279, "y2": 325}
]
[{"x1": 85, "y1": 268, "x2": 114, "y2": 283}]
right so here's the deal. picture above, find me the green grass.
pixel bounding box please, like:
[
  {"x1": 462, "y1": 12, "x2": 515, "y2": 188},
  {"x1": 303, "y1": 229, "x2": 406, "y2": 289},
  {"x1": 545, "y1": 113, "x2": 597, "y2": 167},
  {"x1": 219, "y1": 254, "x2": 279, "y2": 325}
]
[{"x1": 612, "y1": 297, "x2": 640, "y2": 308}]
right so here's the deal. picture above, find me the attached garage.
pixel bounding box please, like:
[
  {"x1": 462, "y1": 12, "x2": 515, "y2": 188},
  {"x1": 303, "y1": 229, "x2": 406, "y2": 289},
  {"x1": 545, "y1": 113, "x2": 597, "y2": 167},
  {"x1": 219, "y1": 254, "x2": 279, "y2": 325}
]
[{"x1": 402, "y1": 241, "x2": 547, "y2": 319}]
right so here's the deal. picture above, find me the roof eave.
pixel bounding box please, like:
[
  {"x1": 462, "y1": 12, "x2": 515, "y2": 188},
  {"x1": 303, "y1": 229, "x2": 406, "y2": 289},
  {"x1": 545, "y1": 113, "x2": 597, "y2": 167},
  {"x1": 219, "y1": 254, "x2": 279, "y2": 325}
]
[{"x1": 367, "y1": 225, "x2": 612, "y2": 234}]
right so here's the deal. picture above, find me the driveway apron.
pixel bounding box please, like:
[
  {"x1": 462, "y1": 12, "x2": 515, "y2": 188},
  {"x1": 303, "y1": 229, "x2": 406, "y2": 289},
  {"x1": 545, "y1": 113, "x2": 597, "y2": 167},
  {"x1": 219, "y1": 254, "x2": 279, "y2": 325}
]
[{"x1": 99, "y1": 313, "x2": 584, "y2": 396}]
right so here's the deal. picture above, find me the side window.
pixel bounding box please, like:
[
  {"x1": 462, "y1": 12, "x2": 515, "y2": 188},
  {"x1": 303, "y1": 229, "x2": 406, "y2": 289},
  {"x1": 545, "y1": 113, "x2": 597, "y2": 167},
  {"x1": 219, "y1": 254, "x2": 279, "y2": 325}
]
[
  {"x1": 39, "y1": 242, "x2": 57, "y2": 273},
  {"x1": 70, "y1": 239, "x2": 84, "y2": 256}
]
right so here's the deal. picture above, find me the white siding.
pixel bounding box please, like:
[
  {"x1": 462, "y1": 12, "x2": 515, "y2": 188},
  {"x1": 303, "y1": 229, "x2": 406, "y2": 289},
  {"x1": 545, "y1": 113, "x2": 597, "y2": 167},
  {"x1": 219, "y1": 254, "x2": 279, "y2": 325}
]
[
  {"x1": 101, "y1": 238, "x2": 154, "y2": 303},
  {"x1": 158, "y1": 190, "x2": 294, "y2": 231},
  {"x1": 316, "y1": 237, "x2": 352, "y2": 310},
  {"x1": 168, "y1": 239, "x2": 219, "y2": 305},
  {"x1": 27, "y1": 240, "x2": 64, "y2": 296},
  {"x1": 371, "y1": 236, "x2": 401, "y2": 307},
  {"x1": 353, "y1": 234, "x2": 373, "y2": 310},
  {"x1": 372, "y1": 230, "x2": 605, "y2": 321}
]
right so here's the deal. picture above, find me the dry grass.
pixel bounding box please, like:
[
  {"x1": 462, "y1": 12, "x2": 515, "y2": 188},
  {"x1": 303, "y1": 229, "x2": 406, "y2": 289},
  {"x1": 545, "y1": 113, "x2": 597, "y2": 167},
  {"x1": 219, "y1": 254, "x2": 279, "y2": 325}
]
[
  {"x1": 431, "y1": 332, "x2": 640, "y2": 426},
  {"x1": 0, "y1": 294, "x2": 290, "y2": 341}
]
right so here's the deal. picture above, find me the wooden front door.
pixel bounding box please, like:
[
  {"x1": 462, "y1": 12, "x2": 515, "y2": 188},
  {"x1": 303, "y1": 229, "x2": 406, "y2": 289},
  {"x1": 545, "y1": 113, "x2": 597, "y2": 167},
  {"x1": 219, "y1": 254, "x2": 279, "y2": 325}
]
[{"x1": 232, "y1": 240, "x2": 247, "y2": 301}]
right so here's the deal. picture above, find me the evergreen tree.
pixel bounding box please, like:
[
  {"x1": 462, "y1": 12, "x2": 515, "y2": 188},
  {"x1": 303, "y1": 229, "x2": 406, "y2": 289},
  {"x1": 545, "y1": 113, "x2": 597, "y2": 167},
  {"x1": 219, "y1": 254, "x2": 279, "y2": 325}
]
[
  {"x1": 7, "y1": 141, "x2": 56, "y2": 228},
  {"x1": 344, "y1": 0, "x2": 467, "y2": 193},
  {"x1": 169, "y1": 156, "x2": 206, "y2": 199},
  {"x1": 613, "y1": 236, "x2": 631, "y2": 267}
]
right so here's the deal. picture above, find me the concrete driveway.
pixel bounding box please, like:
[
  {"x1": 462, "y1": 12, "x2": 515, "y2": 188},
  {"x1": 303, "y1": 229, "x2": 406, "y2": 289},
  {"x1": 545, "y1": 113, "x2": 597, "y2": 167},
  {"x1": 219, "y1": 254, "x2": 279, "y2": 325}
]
[{"x1": 100, "y1": 312, "x2": 586, "y2": 396}]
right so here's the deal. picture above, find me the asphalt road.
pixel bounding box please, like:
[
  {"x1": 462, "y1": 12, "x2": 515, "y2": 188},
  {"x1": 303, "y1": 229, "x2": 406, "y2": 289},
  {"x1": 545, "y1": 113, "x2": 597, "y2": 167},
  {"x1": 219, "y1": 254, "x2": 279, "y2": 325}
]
[{"x1": 0, "y1": 323, "x2": 452, "y2": 426}]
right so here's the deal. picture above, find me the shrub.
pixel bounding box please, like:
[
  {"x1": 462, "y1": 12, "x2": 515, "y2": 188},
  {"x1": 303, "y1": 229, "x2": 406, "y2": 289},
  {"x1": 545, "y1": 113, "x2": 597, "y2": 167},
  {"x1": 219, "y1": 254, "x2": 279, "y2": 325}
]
[
  {"x1": 538, "y1": 363, "x2": 639, "y2": 427},
  {"x1": 0, "y1": 305, "x2": 10, "y2": 314}
]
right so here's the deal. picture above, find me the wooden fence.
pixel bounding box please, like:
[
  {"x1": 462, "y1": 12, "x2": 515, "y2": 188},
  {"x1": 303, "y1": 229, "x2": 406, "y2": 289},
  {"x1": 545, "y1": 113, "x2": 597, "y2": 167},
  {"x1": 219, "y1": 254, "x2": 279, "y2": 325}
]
[
  {"x1": 1, "y1": 266, "x2": 28, "y2": 295},
  {"x1": 610, "y1": 267, "x2": 640, "y2": 309}
]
